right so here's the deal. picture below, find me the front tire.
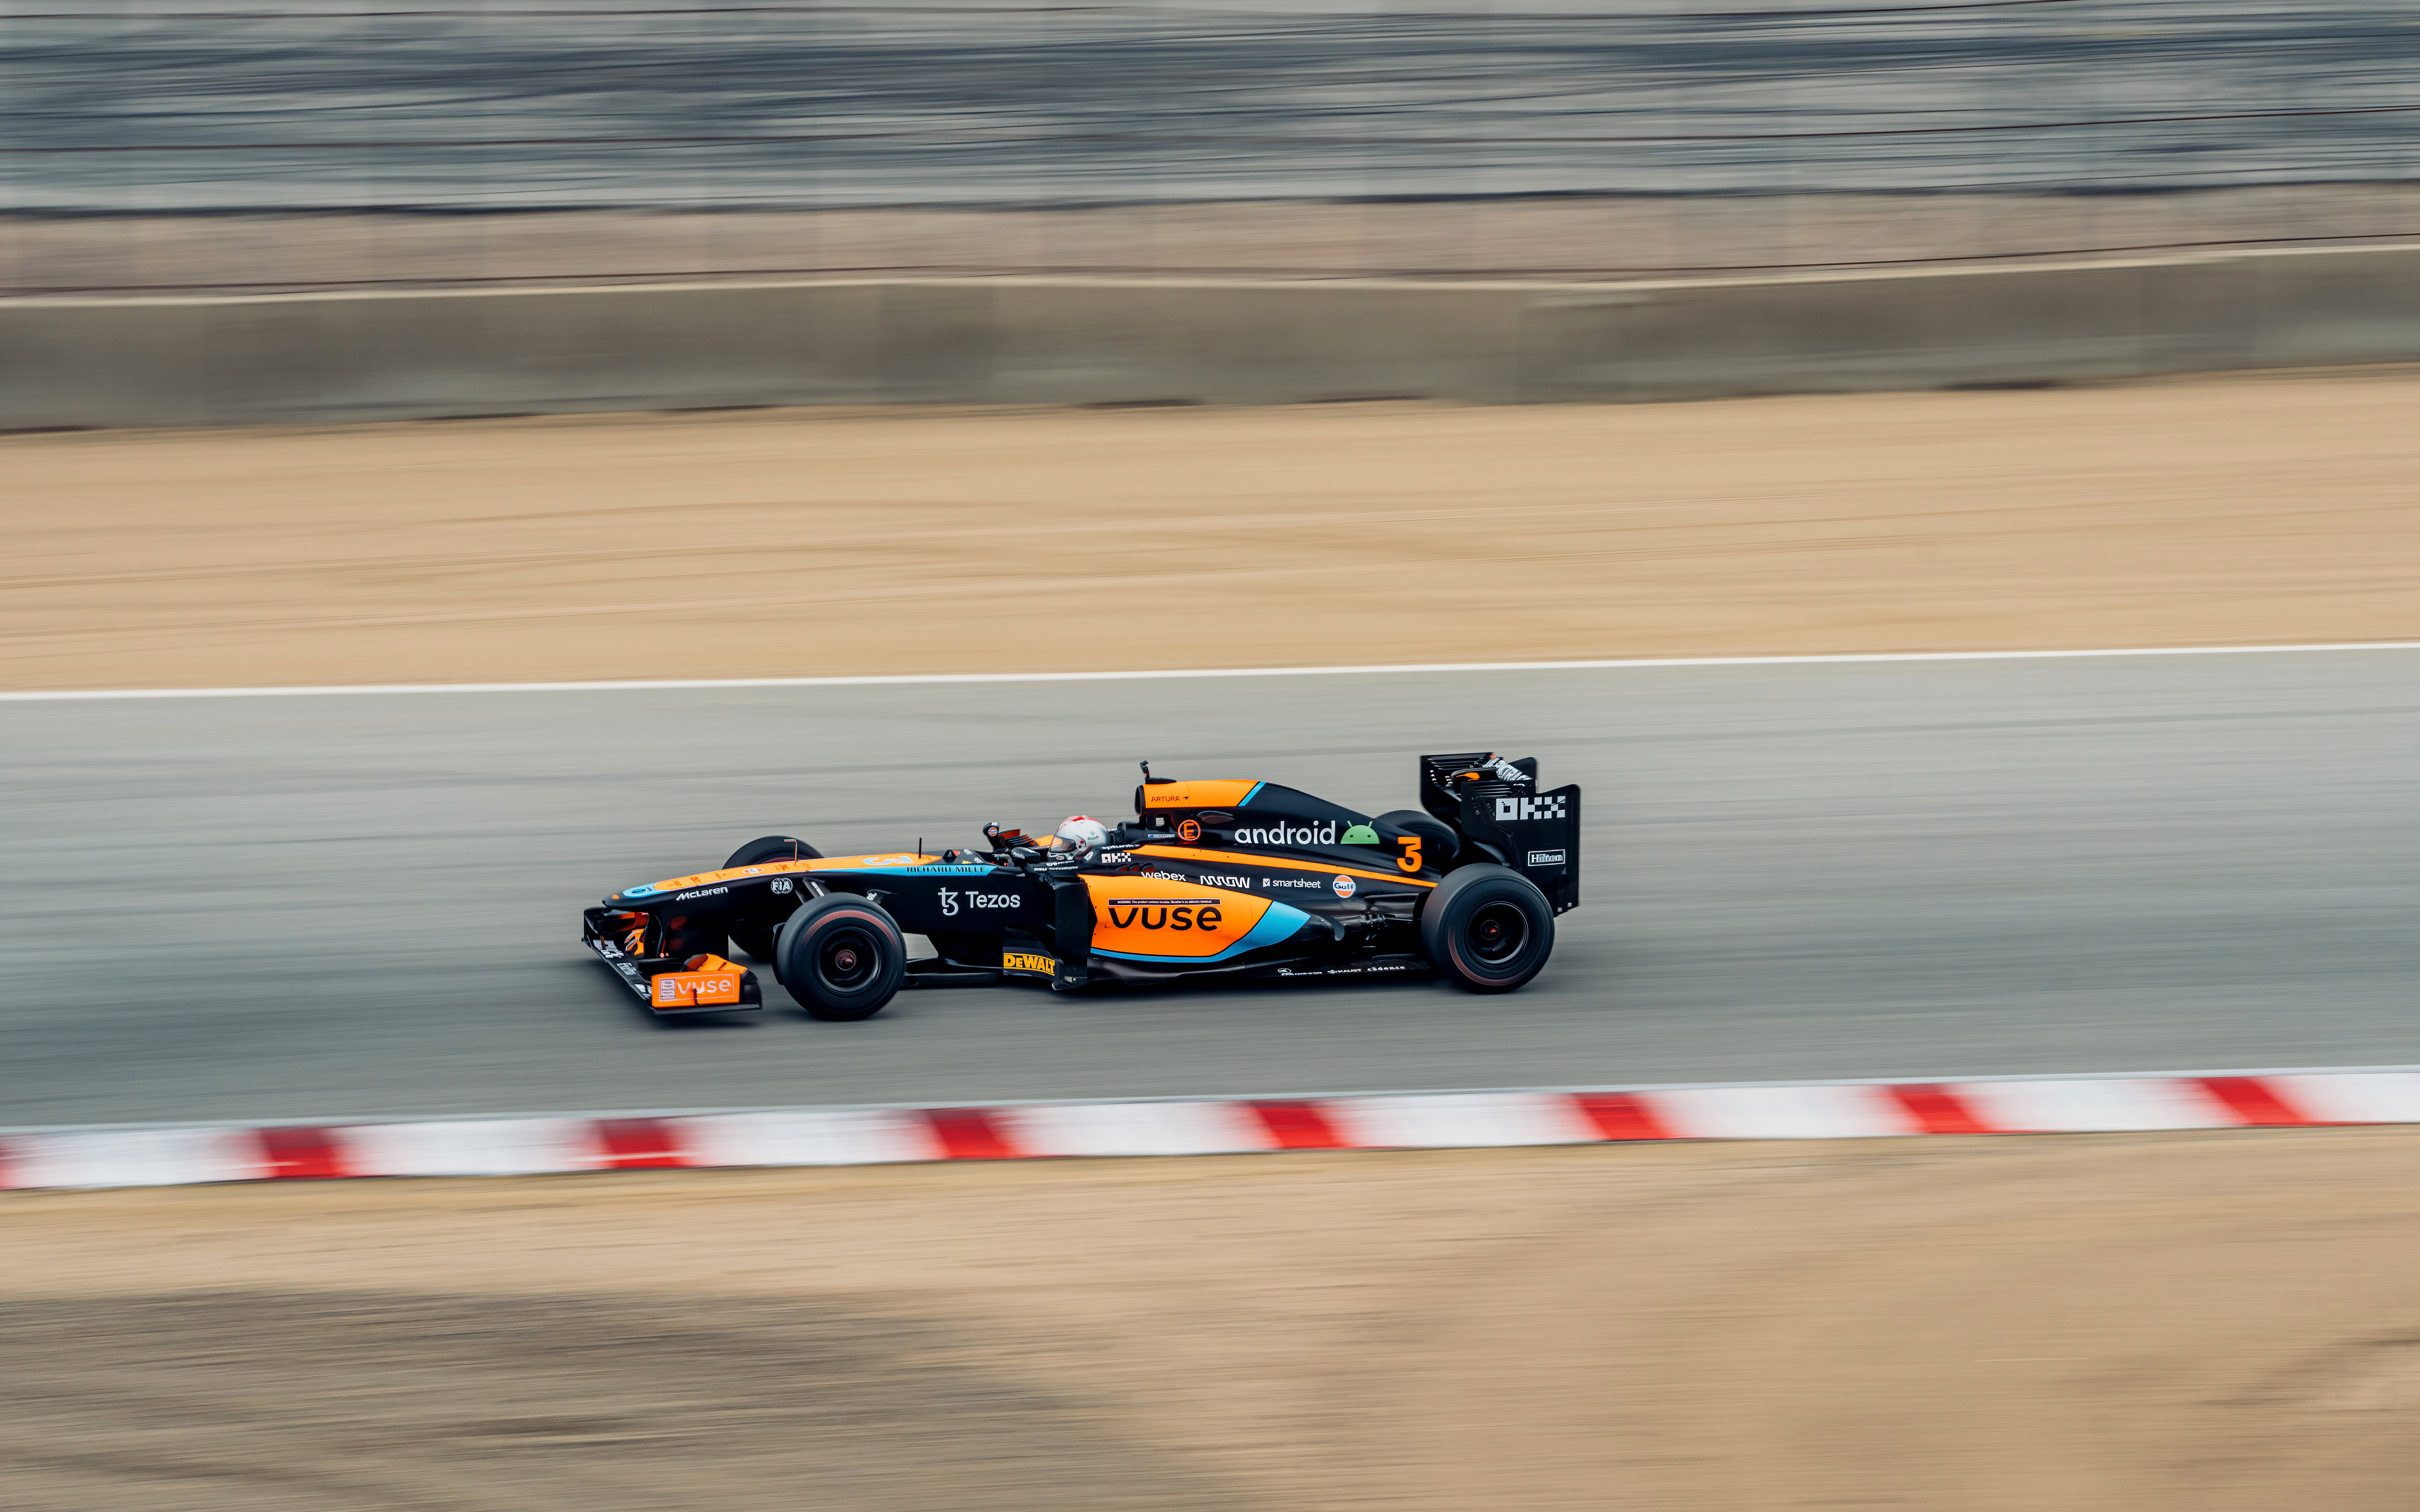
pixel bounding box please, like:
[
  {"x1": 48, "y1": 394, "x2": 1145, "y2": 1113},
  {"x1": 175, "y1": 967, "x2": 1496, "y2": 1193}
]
[
  {"x1": 724, "y1": 835, "x2": 821, "y2": 963},
  {"x1": 775, "y1": 893, "x2": 906, "y2": 1021},
  {"x1": 1418, "y1": 864, "x2": 1555, "y2": 993}
]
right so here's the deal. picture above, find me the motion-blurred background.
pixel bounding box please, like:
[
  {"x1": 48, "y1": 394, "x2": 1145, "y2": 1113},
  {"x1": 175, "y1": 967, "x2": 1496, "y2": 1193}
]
[
  {"x1": 10, "y1": 7, "x2": 2420, "y2": 1510},
  {"x1": 9, "y1": 0, "x2": 2419, "y2": 292}
]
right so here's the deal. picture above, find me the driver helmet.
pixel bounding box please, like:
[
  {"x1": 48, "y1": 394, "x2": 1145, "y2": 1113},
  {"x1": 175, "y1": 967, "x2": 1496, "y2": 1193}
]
[{"x1": 1049, "y1": 815, "x2": 1109, "y2": 856}]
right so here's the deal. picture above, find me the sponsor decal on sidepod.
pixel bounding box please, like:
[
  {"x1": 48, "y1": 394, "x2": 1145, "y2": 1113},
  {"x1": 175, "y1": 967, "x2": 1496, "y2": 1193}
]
[
  {"x1": 1103, "y1": 900, "x2": 1224, "y2": 932},
  {"x1": 939, "y1": 889, "x2": 1018, "y2": 917},
  {"x1": 1231, "y1": 821, "x2": 1339, "y2": 847}
]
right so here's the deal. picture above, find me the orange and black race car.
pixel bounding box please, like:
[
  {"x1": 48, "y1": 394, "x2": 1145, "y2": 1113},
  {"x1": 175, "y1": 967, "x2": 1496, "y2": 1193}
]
[{"x1": 579, "y1": 752, "x2": 1580, "y2": 1020}]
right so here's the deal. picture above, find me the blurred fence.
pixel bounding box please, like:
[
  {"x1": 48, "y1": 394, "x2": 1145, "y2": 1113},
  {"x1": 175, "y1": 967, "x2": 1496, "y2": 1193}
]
[
  {"x1": 9, "y1": 245, "x2": 2418, "y2": 427},
  {"x1": 4, "y1": 0, "x2": 2418, "y2": 289}
]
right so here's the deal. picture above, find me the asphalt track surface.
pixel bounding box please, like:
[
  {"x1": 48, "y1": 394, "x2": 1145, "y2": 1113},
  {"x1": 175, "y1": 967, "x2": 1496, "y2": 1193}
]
[
  {"x1": 6, "y1": 0, "x2": 2415, "y2": 211},
  {"x1": 8, "y1": 651, "x2": 2420, "y2": 1127}
]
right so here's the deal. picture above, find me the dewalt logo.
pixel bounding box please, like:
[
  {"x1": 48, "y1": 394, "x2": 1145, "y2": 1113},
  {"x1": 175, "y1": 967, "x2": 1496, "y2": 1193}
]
[{"x1": 1002, "y1": 951, "x2": 1057, "y2": 974}]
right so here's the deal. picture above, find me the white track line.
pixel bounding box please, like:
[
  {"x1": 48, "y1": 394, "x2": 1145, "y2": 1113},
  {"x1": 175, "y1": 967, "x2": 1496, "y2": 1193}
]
[{"x1": 7, "y1": 641, "x2": 2420, "y2": 702}]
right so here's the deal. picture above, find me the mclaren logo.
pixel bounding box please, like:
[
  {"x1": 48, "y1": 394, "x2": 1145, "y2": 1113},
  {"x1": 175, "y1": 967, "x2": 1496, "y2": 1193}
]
[{"x1": 1496, "y1": 795, "x2": 1568, "y2": 822}]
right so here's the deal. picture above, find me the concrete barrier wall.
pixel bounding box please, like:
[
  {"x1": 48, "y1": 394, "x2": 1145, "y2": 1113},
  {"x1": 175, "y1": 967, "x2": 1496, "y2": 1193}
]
[{"x1": 4, "y1": 245, "x2": 2416, "y2": 427}]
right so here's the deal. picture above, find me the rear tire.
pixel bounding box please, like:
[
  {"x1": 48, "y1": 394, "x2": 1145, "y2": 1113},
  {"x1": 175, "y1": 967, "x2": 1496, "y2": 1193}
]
[
  {"x1": 775, "y1": 893, "x2": 906, "y2": 1021},
  {"x1": 723, "y1": 835, "x2": 820, "y2": 963},
  {"x1": 1418, "y1": 864, "x2": 1554, "y2": 994}
]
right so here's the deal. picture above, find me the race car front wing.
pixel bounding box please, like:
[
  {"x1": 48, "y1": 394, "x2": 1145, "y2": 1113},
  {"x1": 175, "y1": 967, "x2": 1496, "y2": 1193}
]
[{"x1": 582, "y1": 907, "x2": 764, "y2": 1015}]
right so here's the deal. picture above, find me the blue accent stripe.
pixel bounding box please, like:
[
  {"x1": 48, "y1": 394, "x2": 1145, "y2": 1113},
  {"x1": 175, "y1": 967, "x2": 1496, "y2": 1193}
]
[
  {"x1": 1241, "y1": 781, "x2": 1265, "y2": 807},
  {"x1": 1092, "y1": 899, "x2": 1313, "y2": 964}
]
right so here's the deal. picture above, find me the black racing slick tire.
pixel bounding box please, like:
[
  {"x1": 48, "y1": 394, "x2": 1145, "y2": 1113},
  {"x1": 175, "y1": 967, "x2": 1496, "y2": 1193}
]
[
  {"x1": 774, "y1": 893, "x2": 906, "y2": 1021},
  {"x1": 1418, "y1": 864, "x2": 1555, "y2": 994},
  {"x1": 723, "y1": 835, "x2": 821, "y2": 963},
  {"x1": 724, "y1": 835, "x2": 820, "y2": 870}
]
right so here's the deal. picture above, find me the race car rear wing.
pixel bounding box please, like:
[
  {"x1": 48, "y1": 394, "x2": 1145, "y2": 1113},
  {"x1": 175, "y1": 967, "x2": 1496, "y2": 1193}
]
[{"x1": 1421, "y1": 751, "x2": 1580, "y2": 914}]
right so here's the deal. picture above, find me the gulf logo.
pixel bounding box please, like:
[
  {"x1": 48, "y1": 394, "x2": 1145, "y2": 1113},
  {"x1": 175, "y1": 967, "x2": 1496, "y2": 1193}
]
[{"x1": 1332, "y1": 874, "x2": 1356, "y2": 898}]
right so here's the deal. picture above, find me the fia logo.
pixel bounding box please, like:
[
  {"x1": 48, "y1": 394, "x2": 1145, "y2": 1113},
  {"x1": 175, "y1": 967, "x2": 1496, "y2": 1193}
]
[{"x1": 1495, "y1": 795, "x2": 1568, "y2": 822}]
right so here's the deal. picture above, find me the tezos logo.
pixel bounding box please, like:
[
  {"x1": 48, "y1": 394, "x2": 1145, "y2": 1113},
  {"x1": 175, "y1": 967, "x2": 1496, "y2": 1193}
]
[
  {"x1": 1495, "y1": 795, "x2": 1568, "y2": 822},
  {"x1": 1105, "y1": 900, "x2": 1224, "y2": 932},
  {"x1": 1330, "y1": 874, "x2": 1356, "y2": 898},
  {"x1": 1232, "y1": 821, "x2": 1338, "y2": 847},
  {"x1": 1526, "y1": 849, "x2": 1567, "y2": 867},
  {"x1": 939, "y1": 889, "x2": 1018, "y2": 917}
]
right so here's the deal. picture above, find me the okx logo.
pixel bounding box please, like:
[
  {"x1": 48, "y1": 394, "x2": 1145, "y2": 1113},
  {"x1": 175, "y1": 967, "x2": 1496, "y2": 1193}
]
[{"x1": 1495, "y1": 794, "x2": 1568, "y2": 822}]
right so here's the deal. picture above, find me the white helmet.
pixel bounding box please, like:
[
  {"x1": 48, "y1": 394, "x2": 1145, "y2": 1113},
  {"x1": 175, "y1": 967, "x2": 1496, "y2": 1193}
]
[{"x1": 1051, "y1": 815, "x2": 1109, "y2": 855}]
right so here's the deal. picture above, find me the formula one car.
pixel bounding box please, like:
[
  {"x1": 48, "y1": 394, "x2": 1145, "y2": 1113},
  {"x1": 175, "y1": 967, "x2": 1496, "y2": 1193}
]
[{"x1": 579, "y1": 752, "x2": 1579, "y2": 1020}]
